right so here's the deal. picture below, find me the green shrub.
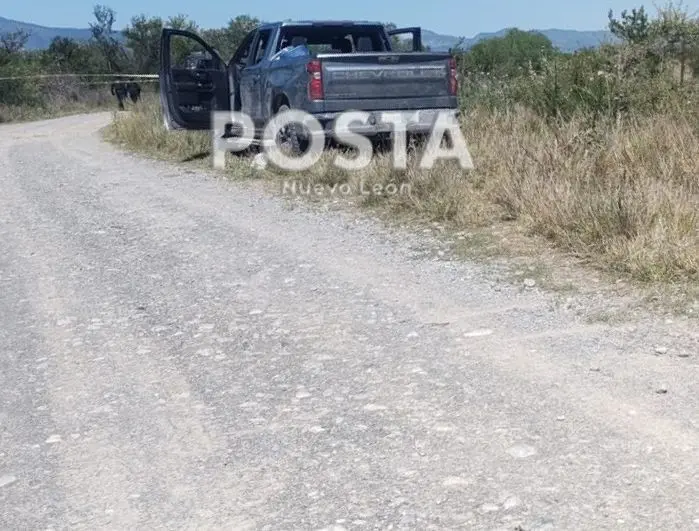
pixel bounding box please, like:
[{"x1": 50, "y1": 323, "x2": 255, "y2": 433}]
[{"x1": 457, "y1": 39, "x2": 695, "y2": 122}]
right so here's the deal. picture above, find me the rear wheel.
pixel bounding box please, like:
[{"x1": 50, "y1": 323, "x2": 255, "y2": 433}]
[{"x1": 274, "y1": 104, "x2": 310, "y2": 156}]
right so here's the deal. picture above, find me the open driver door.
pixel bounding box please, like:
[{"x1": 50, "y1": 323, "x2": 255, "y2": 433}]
[{"x1": 159, "y1": 29, "x2": 230, "y2": 130}]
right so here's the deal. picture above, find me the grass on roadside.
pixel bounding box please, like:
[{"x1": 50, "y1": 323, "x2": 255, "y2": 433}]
[
  {"x1": 0, "y1": 84, "x2": 116, "y2": 124},
  {"x1": 106, "y1": 96, "x2": 211, "y2": 159},
  {"x1": 106, "y1": 94, "x2": 699, "y2": 287}
]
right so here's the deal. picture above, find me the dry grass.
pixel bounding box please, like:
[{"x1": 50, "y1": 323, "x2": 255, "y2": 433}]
[
  {"x1": 106, "y1": 96, "x2": 699, "y2": 285},
  {"x1": 0, "y1": 82, "x2": 115, "y2": 124},
  {"x1": 466, "y1": 106, "x2": 699, "y2": 282},
  {"x1": 106, "y1": 95, "x2": 210, "y2": 159}
]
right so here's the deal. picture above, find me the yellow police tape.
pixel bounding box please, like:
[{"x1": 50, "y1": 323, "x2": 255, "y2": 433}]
[{"x1": 0, "y1": 73, "x2": 159, "y2": 81}]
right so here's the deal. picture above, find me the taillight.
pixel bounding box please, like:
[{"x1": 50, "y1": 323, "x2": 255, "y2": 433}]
[
  {"x1": 307, "y1": 59, "x2": 324, "y2": 101},
  {"x1": 448, "y1": 57, "x2": 458, "y2": 96}
]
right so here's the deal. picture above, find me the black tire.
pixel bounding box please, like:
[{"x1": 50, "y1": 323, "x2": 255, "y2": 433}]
[{"x1": 275, "y1": 104, "x2": 310, "y2": 155}]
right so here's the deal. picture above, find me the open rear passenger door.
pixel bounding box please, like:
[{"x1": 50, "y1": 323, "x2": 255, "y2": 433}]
[
  {"x1": 159, "y1": 29, "x2": 230, "y2": 130},
  {"x1": 386, "y1": 27, "x2": 423, "y2": 51}
]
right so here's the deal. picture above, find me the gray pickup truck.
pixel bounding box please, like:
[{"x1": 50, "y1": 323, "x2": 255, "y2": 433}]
[{"x1": 159, "y1": 21, "x2": 459, "y2": 144}]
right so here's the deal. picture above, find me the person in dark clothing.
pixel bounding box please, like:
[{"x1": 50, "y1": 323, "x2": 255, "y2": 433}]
[
  {"x1": 110, "y1": 81, "x2": 127, "y2": 110},
  {"x1": 126, "y1": 79, "x2": 141, "y2": 104}
]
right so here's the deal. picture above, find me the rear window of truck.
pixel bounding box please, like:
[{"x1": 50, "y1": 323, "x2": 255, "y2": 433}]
[{"x1": 276, "y1": 25, "x2": 390, "y2": 54}]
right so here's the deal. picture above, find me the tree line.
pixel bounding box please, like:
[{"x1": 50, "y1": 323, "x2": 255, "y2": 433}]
[
  {"x1": 2, "y1": 2, "x2": 699, "y2": 121},
  {"x1": 452, "y1": 2, "x2": 699, "y2": 119},
  {"x1": 0, "y1": 5, "x2": 420, "y2": 77},
  {"x1": 457, "y1": 3, "x2": 699, "y2": 80},
  {"x1": 3, "y1": 2, "x2": 695, "y2": 78}
]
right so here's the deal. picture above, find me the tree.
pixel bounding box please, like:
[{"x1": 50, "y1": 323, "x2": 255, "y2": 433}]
[
  {"x1": 0, "y1": 29, "x2": 40, "y2": 106},
  {"x1": 166, "y1": 14, "x2": 199, "y2": 33},
  {"x1": 608, "y1": 5, "x2": 663, "y2": 76},
  {"x1": 43, "y1": 37, "x2": 105, "y2": 73},
  {"x1": 164, "y1": 14, "x2": 202, "y2": 66},
  {"x1": 608, "y1": 6, "x2": 651, "y2": 44},
  {"x1": 123, "y1": 15, "x2": 164, "y2": 73},
  {"x1": 650, "y1": 1, "x2": 699, "y2": 83},
  {"x1": 0, "y1": 29, "x2": 30, "y2": 54},
  {"x1": 46, "y1": 37, "x2": 83, "y2": 71},
  {"x1": 201, "y1": 15, "x2": 259, "y2": 59},
  {"x1": 460, "y1": 29, "x2": 556, "y2": 76},
  {"x1": 123, "y1": 13, "x2": 203, "y2": 71},
  {"x1": 224, "y1": 15, "x2": 259, "y2": 51},
  {"x1": 90, "y1": 4, "x2": 126, "y2": 72},
  {"x1": 47, "y1": 37, "x2": 81, "y2": 63}
]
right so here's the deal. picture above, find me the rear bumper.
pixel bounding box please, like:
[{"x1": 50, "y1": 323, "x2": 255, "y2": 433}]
[{"x1": 311, "y1": 108, "x2": 461, "y2": 136}]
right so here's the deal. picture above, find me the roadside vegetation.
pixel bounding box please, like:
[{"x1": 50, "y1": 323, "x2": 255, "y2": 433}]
[
  {"x1": 3, "y1": 3, "x2": 698, "y2": 289},
  {"x1": 0, "y1": 6, "x2": 222, "y2": 122}
]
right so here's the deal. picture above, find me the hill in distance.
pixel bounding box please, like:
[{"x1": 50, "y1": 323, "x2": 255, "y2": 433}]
[
  {"x1": 421, "y1": 28, "x2": 617, "y2": 52},
  {"x1": 0, "y1": 17, "x2": 95, "y2": 49},
  {"x1": 1, "y1": 15, "x2": 614, "y2": 53}
]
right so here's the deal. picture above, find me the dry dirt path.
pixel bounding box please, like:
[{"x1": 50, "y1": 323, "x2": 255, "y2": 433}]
[{"x1": 0, "y1": 113, "x2": 697, "y2": 530}]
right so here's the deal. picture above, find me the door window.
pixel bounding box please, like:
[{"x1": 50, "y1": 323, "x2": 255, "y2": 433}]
[
  {"x1": 231, "y1": 31, "x2": 255, "y2": 67},
  {"x1": 251, "y1": 29, "x2": 273, "y2": 65}
]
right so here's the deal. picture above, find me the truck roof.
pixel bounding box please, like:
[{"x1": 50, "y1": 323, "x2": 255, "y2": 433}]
[{"x1": 269, "y1": 20, "x2": 384, "y2": 28}]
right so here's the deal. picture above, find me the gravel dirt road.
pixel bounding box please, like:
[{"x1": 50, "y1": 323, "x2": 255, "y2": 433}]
[{"x1": 1, "y1": 113, "x2": 697, "y2": 530}]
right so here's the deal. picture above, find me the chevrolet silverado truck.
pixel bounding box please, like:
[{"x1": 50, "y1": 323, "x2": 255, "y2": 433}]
[{"x1": 159, "y1": 21, "x2": 459, "y2": 147}]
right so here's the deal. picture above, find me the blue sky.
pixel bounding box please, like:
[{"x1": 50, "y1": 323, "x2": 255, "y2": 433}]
[{"x1": 4, "y1": 0, "x2": 699, "y2": 37}]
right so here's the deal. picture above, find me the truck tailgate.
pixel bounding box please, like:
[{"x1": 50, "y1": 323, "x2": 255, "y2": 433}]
[{"x1": 319, "y1": 53, "x2": 451, "y2": 101}]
